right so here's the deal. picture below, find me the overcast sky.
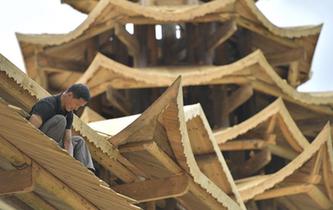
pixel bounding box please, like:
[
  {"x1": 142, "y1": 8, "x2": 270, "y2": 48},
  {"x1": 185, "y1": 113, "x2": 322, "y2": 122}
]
[{"x1": 0, "y1": 0, "x2": 332, "y2": 91}]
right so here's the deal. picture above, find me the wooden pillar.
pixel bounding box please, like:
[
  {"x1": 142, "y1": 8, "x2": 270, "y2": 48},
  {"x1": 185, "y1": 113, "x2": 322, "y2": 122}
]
[{"x1": 147, "y1": 25, "x2": 158, "y2": 66}]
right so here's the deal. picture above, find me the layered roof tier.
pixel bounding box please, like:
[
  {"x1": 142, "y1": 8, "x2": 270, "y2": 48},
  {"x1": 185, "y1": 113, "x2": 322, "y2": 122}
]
[{"x1": 17, "y1": 0, "x2": 321, "y2": 91}]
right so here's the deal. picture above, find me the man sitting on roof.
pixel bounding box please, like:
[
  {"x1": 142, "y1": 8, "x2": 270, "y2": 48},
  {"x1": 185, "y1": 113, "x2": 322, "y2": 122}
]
[{"x1": 28, "y1": 84, "x2": 95, "y2": 171}]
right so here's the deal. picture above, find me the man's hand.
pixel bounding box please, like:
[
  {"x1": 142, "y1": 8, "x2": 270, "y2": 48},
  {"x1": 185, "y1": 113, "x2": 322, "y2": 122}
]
[
  {"x1": 63, "y1": 129, "x2": 74, "y2": 156},
  {"x1": 29, "y1": 114, "x2": 43, "y2": 128}
]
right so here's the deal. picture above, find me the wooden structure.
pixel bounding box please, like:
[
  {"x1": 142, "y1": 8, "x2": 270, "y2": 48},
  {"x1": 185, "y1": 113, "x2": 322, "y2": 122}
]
[{"x1": 4, "y1": 0, "x2": 332, "y2": 209}]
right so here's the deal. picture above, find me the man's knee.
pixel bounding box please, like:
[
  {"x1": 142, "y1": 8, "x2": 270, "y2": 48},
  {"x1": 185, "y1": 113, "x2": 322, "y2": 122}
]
[
  {"x1": 52, "y1": 115, "x2": 66, "y2": 125},
  {"x1": 41, "y1": 115, "x2": 66, "y2": 134}
]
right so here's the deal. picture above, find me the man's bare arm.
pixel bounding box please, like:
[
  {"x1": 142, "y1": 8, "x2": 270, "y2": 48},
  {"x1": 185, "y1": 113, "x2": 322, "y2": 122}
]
[
  {"x1": 29, "y1": 114, "x2": 43, "y2": 128},
  {"x1": 63, "y1": 129, "x2": 73, "y2": 156}
]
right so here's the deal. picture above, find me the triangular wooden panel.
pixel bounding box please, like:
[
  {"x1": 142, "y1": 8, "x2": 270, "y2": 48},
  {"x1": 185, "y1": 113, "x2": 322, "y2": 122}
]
[{"x1": 91, "y1": 78, "x2": 245, "y2": 209}]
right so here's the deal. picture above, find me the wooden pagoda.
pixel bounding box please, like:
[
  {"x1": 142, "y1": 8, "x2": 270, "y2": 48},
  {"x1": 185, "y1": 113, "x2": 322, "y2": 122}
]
[{"x1": 0, "y1": 0, "x2": 332, "y2": 209}]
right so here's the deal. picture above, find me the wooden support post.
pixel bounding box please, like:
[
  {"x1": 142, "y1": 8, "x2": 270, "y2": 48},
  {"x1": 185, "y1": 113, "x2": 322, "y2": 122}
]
[
  {"x1": 288, "y1": 61, "x2": 300, "y2": 87},
  {"x1": 0, "y1": 167, "x2": 34, "y2": 195},
  {"x1": 147, "y1": 25, "x2": 158, "y2": 66},
  {"x1": 112, "y1": 174, "x2": 189, "y2": 203}
]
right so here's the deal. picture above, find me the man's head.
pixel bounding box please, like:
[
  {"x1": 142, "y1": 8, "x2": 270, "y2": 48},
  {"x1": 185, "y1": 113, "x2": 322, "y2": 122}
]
[{"x1": 62, "y1": 84, "x2": 90, "y2": 112}]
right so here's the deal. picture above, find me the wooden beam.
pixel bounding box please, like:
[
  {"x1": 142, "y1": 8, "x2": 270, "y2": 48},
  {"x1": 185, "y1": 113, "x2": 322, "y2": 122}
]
[
  {"x1": 119, "y1": 141, "x2": 183, "y2": 175},
  {"x1": 267, "y1": 144, "x2": 298, "y2": 160},
  {"x1": 0, "y1": 167, "x2": 34, "y2": 195},
  {"x1": 219, "y1": 139, "x2": 267, "y2": 151},
  {"x1": 115, "y1": 24, "x2": 140, "y2": 57},
  {"x1": 112, "y1": 174, "x2": 189, "y2": 203},
  {"x1": 254, "y1": 184, "x2": 332, "y2": 209},
  {"x1": 16, "y1": 193, "x2": 57, "y2": 210},
  {"x1": 227, "y1": 85, "x2": 253, "y2": 114},
  {"x1": 206, "y1": 20, "x2": 237, "y2": 51},
  {"x1": 0, "y1": 134, "x2": 31, "y2": 167},
  {"x1": 254, "y1": 184, "x2": 312, "y2": 200}
]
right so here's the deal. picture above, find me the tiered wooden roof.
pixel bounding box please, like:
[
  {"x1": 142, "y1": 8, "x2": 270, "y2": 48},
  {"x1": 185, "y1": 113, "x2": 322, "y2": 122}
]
[
  {"x1": 17, "y1": 0, "x2": 321, "y2": 91},
  {"x1": 9, "y1": 0, "x2": 333, "y2": 209}
]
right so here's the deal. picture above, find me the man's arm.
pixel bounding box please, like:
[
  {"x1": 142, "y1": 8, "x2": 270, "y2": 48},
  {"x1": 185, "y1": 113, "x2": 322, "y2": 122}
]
[
  {"x1": 29, "y1": 114, "x2": 43, "y2": 128},
  {"x1": 63, "y1": 129, "x2": 73, "y2": 156}
]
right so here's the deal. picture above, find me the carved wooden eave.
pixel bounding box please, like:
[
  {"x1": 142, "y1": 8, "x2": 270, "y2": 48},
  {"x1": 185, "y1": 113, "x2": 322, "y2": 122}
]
[
  {"x1": 17, "y1": 0, "x2": 321, "y2": 89},
  {"x1": 62, "y1": 0, "x2": 99, "y2": 14},
  {"x1": 0, "y1": 98, "x2": 139, "y2": 210},
  {"x1": 215, "y1": 98, "x2": 309, "y2": 152},
  {"x1": 91, "y1": 78, "x2": 246, "y2": 209},
  {"x1": 237, "y1": 123, "x2": 333, "y2": 209},
  {"x1": 77, "y1": 50, "x2": 333, "y2": 116}
]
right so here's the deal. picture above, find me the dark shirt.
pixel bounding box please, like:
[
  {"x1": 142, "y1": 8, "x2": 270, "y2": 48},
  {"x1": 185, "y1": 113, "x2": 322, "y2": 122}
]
[{"x1": 30, "y1": 94, "x2": 73, "y2": 129}]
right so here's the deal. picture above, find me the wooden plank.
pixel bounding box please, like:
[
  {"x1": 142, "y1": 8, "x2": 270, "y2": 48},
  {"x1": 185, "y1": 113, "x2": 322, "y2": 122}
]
[
  {"x1": 113, "y1": 174, "x2": 190, "y2": 202},
  {"x1": 0, "y1": 167, "x2": 33, "y2": 195},
  {"x1": 33, "y1": 163, "x2": 99, "y2": 210},
  {"x1": 0, "y1": 134, "x2": 31, "y2": 167},
  {"x1": 16, "y1": 193, "x2": 57, "y2": 210},
  {"x1": 220, "y1": 139, "x2": 267, "y2": 151},
  {"x1": 80, "y1": 107, "x2": 105, "y2": 123},
  {"x1": 266, "y1": 48, "x2": 305, "y2": 66}
]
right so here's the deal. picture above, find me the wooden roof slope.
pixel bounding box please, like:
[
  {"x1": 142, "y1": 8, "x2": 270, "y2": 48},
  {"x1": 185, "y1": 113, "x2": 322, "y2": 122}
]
[
  {"x1": 17, "y1": 0, "x2": 321, "y2": 87},
  {"x1": 93, "y1": 78, "x2": 246, "y2": 209},
  {"x1": 0, "y1": 54, "x2": 149, "y2": 185},
  {"x1": 187, "y1": 103, "x2": 333, "y2": 209},
  {"x1": 213, "y1": 98, "x2": 333, "y2": 209},
  {"x1": 61, "y1": 0, "x2": 321, "y2": 38},
  {"x1": 77, "y1": 50, "x2": 333, "y2": 116},
  {"x1": 215, "y1": 98, "x2": 309, "y2": 152},
  {"x1": 87, "y1": 84, "x2": 333, "y2": 209},
  {"x1": 0, "y1": 99, "x2": 139, "y2": 210},
  {"x1": 0, "y1": 54, "x2": 169, "y2": 209},
  {"x1": 237, "y1": 123, "x2": 333, "y2": 210}
]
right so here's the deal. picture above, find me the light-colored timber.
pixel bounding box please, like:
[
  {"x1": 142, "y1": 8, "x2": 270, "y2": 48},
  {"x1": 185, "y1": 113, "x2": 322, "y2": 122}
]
[
  {"x1": 0, "y1": 98, "x2": 138, "y2": 210},
  {"x1": 76, "y1": 50, "x2": 333, "y2": 117},
  {"x1": 17, "y1": 0, "x2": 321, "y2": 90},
  {"x1": 89, "y1": 77, "x2": 246, "y2": 210}
]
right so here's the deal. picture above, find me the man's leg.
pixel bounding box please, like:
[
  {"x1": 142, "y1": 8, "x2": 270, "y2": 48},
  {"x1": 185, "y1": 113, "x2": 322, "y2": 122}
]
[
  {"x1": 71, "y1": 136, "x2": 95, "y2": 170},
  {"x1": 40, "y1": 115, "x2": 66, "y2": 146}
]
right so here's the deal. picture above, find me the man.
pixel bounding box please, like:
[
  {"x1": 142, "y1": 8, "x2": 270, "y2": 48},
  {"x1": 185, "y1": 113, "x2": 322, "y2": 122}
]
[{"x1": 29, "y1": 84, "x2": 95, "y2": 171}]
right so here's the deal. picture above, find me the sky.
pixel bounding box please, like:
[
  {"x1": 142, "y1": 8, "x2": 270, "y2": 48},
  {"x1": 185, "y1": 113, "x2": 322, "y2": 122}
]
[{"x1": 0, "y1": 0, "x2": 332, "y2": 91}]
